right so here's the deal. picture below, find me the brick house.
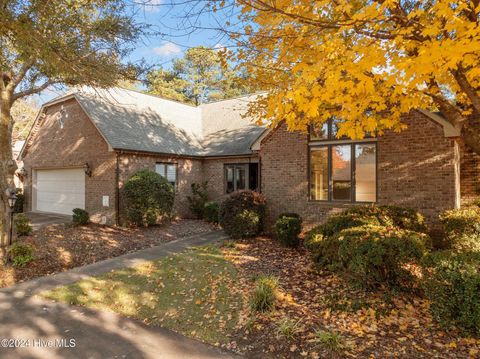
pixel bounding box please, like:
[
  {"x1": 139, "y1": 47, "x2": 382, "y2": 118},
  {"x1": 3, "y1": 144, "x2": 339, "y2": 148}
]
[{"x1": 19, "y1": 87, "x2": 479, "y2": 229}]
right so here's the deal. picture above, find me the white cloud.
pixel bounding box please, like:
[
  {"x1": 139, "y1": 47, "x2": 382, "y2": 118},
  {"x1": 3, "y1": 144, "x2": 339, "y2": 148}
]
[
  {"x1": 153, "y1": 42, "x2": 182, "y2": 57},
  {"x1": 142, "y1": 0, "x2": 162, "y2": 12}
]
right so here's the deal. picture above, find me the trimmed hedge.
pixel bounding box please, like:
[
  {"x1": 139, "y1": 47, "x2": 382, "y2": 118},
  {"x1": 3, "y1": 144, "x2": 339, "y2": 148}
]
[
  {"x1": 203, "y1": 202, "x2": 219, "y2": 223},
  {"x1": 72, "y1": 208, "x2": 89, "y2": 226},
  {"x1": 123, "y1": 169, "x2": 175, "y2": 227},
  {"x1": 422, "y1": 251, "x2": 480, "y2": 335},
  {"x1": 439, "y1": 206, "x2": 480, "y2": 252},
  {"x1": 219, "y1": 190, "x2": 266, "y2": 239},
  {"x1": 306, "y1": 205, "x2": 427, "y2": 243},
  {"x1": 275, "y1": 213, "x2": 302, "y2": 247},
  {"x1": 307, "y1": 225, "x2": 430, "y2": 289}
]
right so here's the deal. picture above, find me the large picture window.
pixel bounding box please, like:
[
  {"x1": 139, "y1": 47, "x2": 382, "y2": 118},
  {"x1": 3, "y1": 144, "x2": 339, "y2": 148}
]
[{"x1": 309, "y1": 140, "x2": 376, "y2": 202}]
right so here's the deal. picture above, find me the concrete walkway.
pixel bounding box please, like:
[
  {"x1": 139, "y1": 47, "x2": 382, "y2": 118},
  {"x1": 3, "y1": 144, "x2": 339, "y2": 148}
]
[{"x1": 0, "y1": 230, "x2": 240, "y2": 359}]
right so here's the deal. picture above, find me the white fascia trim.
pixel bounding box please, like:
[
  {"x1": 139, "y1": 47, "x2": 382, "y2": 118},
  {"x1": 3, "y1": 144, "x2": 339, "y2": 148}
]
[
  {"x1": 250, "y1": 128, "x2": 272, "y2": 151},
  {"x1": 417, "y1": 109, "x2": 461, "y2": 137}
]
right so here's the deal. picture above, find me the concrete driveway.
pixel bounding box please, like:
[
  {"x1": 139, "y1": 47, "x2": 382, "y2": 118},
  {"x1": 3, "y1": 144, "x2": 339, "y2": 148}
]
[{"x1": 26, "y1": 212, "x2": 72, "y2": 231}]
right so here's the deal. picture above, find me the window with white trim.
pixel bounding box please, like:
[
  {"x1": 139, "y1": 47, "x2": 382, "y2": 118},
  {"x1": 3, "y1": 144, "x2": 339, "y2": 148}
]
[
  {"x1": 309, "y1": 119, "x2": 377, "y2": 202},
  {"x1": 155, "y1": 163, "x2": 177, "y2": 188}
]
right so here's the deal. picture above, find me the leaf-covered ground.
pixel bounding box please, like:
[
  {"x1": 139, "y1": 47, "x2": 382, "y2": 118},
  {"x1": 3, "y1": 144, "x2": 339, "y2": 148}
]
[
  {"x1": 225, "y1": 238, "x2": 480, "y2": 358},
  {"x1": 43, "y1": 238, "x2": 480, "y2": 358},
  {"x1": 0, "y1": 219, "x2": 215, "y2": 288}
]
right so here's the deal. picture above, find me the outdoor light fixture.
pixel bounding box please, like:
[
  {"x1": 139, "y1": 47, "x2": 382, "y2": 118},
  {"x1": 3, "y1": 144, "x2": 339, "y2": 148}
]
[
  {"x1": 84, "y1": 162, "x2": 92, "y2": 177},
  {"x1": 4, "y1": 188, "x2": 17, "y2": 246}
]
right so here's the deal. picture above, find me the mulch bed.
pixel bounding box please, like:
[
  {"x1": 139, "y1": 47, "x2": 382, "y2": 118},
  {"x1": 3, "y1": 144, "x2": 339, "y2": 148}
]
[
  {"x1": 222, "y1": 237, "x2": 480, "y2": 358},
  {"x1": 0, "y1": 219, "x2": 216, "y2": 288}
]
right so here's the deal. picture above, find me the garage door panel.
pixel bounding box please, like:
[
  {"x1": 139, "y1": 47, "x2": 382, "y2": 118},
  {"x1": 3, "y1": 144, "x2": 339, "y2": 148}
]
[{"x1": 36, "y1": 169, "x2": 85, "y2": 215}]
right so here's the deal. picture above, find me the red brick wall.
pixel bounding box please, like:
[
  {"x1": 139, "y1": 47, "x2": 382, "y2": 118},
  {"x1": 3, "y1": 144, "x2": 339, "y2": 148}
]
[
  {"x1": 260, "y1": 111, "x2": 460, "y2": 230},
  {"x1": 460, "y1": 141, "x2": 480, "y2": 205},
  {"x1": 22, "y1": 99, "x2": 117, "y2": 224},
  {"x1": 377, "y1": 112, "x2": 459, "y2": 225},
  {"x1": 117, "y1": 153, "x2": 204, "y2": 220}
]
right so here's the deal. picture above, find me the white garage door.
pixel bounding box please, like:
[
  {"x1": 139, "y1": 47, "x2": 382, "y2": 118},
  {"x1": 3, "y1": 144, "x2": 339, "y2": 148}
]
[{"x1": 35, "y1": 168, "x2": 85, "y2": 215}]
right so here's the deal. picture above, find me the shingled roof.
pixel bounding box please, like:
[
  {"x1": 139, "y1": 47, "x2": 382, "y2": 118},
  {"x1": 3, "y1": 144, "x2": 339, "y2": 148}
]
[{"x1": 39, "y1": 87, "x2": 266, "y2": 157}]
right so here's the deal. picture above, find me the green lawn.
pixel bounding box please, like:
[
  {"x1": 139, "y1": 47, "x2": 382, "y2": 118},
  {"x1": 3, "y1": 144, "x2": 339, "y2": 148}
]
[{"x1": 43, "y1": 245, "x2": 242, "y2": 345}]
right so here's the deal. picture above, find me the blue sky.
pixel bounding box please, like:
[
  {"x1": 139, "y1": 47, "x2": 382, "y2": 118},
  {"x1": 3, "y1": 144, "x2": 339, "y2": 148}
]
[{"x1": 39, "y1": 0, "x2": 235, "y2": 103}]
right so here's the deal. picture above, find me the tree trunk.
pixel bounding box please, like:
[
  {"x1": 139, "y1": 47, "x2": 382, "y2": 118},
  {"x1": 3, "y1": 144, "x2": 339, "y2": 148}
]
[{"x1": 0, "y1": 92, "x2": 16, "y2": 247}]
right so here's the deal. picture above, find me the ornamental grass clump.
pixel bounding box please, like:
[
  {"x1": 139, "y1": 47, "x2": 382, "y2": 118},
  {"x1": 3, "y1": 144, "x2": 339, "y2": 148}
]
[{"x1": 250, "y1": 274, "x2": 279, "y2": 312}]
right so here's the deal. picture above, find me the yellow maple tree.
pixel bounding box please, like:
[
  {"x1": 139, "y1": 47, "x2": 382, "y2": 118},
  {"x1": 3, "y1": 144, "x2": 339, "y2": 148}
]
[{"x1": 221, "y1": 0, "x2": 480, "y2": 152}]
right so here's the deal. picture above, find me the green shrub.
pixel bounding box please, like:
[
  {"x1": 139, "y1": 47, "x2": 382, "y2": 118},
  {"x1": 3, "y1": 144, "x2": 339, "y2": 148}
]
[
  {"x1": 187, "y1": 182, "x2": 209, "y2": 219},
  {"x1": 203, "y1": 202, "x2": 219, "y2": 223},
  {"x1": 307, "y1": 212, "x2": 382, "y2": 240},
  {"x1": 250, "y1": 275, "x2": 279, "y2": 312},
  {"x1": 343, "y1": 205, "x2": 427, "y2": 232},
  {"x1": 72, "y1": 208, "x2": 89, "y2": 226},
  {"x1": 471, "y1": 198, "x2": 480, "y2": 208},
  {"x1": 219, "y1": 190, "x2": 266, "y2": 238},
  {"x1": 13, "y1": 188, "x2": 24, "y2": 213},
  {"x1": 308, "y1": 225, "x2": 430, "y2": 289},
  {"x1": 275, "y1": 213, "x2": 302, "y2": 247},
  {"x1": 123, "y1": 169, "x2": 175, "y2": 227},
  {"x1": 439, "y1": 206, "x2": 480, "y2": 252},
  {"x1": 8, "y1": 242, "x2": 34, "y2": 267},
  {"x1": 422, "y1": 251, "x2": 480, "y2": 335},
  {"x1": 14, "y1": 213, "x2": 32, "y2": 236},
  {"x1": 306, "y1": 205, "x2": 426, "y2": 243}
]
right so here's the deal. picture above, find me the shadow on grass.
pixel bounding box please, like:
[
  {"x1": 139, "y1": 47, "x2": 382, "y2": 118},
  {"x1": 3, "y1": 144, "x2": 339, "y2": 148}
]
[{"x1": 42, "y1": 246, "x2": 243, "y2": 346}]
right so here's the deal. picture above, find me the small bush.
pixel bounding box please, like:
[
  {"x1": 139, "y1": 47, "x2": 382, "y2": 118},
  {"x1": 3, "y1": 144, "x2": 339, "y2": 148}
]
[
  {"x1": 203, "y1": 202, "x2": 219, "y2": 223},
  {"x1": 250, "y1": 275, "x2": 279, "y2": 312},
  {"x1": 123, "y1": 169, "x2": 175, "y2": 227},
  {"x1": 14, "y1": 213, "x2": 32, "y2": 236},
  {"x1": 8, "y1": 242, "x2": 35, "y2": 267},
  {"x1": 13, "y1": 188, "x2": 24, "y2": 213},
  {"x1": 275, "y1": 213, "x2": 302, "y2": 247},
  {"x1": 72, "y1": 208, "x2": 89, "y2": 226},
  {"x1": 422, "y1": 251, "x2": 480, "y2": 335},
  {"x1": 439, "y1": 206, "x2": 480, "y2": 252},
  {"x1": 307, "y1": 225, "x2": 430, "y2": 289},
  {"x1": 187, "y1": 182, "x2": 209, "y2": 219},
  {"x1": 219, "y1": 190, "x2": 266, "y2": 239},
  {"x1": 314, "y1": 329, "x2": 346, "y2": 352}
]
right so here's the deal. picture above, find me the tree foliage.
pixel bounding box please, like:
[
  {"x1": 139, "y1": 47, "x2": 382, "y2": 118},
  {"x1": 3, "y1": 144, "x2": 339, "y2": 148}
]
[
  {"x1": 0, "y1": 0, "x2": 144, "y2": 245},
  {"x1": 212, "y1": 0, "x2": 480, "y2": 152},
  {"x1": 147, "y1": 46, "x2": 252, "y2": 105},
  {"x1": 11, "y1": 98, "x2": 38, "y2": 141}
]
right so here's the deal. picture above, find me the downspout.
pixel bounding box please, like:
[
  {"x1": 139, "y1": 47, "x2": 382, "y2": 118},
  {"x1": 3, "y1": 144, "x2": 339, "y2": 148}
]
[{"x1": 115, "y1": 152, "x2": 120, "y2": 226}]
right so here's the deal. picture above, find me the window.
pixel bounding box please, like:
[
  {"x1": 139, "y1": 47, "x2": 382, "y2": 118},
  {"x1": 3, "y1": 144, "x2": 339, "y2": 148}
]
[
  {"x1": 155, "y1": 163, "x2": 177, "y2": 187},
  {"x1": 309, "y1": 120, "x2": 377, "y2": 202},
  {"x1": 310, "y1": 117, "x2": 373, "y2": 141},
  {"x1": 225, "y1": 163, "x2": 259, "y2": 194}
]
